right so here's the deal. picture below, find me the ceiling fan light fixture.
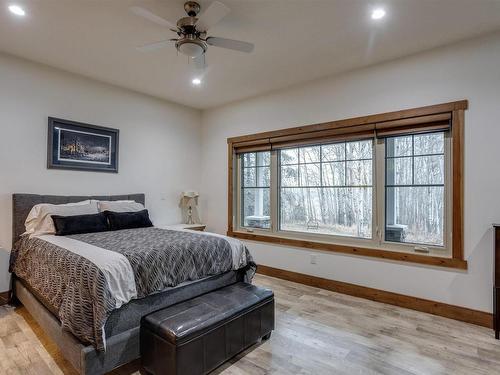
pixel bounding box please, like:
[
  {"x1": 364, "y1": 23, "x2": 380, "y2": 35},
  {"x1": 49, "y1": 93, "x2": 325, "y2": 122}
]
[{"x1": 176, "y1": 38, "x2": 207, "y2": 58}]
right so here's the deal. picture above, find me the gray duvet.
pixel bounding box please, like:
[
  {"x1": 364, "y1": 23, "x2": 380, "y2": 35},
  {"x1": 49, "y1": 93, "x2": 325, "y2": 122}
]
[{"x1": 10, "y1": 227, "x2": 255, "y2": 350}]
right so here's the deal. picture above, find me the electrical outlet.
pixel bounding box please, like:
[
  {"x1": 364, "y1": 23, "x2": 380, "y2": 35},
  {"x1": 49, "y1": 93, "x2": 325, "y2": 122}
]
[{"x1": 310, "y1": 254, "x2": 317, "y2": 265}]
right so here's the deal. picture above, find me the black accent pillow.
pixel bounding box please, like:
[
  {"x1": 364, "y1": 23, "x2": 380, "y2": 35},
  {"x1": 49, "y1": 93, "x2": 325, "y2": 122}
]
[
  {"x1": 104, "y1": 209, "x2": 153, "y2": 231},
  {"x1": 52, "y1": 212, "x2": 109, "y2": 236}
]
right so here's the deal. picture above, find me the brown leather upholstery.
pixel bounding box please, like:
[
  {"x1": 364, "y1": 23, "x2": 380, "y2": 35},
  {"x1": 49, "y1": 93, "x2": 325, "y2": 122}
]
[{"x1": 140, "y1": 282, "x2": 274, "y2": 375}]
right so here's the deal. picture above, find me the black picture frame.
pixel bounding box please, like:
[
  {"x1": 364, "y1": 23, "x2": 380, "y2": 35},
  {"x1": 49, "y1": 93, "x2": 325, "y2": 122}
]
[{"x1": 47, "y1": 117, "x2": 119, "y2": 173}]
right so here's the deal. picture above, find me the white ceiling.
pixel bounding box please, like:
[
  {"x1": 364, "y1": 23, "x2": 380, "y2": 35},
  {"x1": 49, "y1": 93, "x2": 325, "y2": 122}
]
[{"x1": 1, "y1": 0, "x2": 500, "y2": 109}]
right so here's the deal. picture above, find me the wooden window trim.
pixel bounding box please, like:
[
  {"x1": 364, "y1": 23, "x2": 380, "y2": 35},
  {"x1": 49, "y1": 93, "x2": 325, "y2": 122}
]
[
  {"x1": 227, "y1": 100, "x2": 468, "y2": 270},
  {"x1": 228, "y1": 100, "x2": 466, "y2": 144}
]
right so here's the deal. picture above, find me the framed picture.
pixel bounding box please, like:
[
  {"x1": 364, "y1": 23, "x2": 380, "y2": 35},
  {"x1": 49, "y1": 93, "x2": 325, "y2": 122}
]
[{"x1": 47, "y1": 117, "x2": 119, "y2": 173}]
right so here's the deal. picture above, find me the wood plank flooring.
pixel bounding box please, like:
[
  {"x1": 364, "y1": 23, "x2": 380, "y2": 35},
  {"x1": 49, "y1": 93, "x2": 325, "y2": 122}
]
[{"x1": 1, "y1": 274, "x2": 500, "y2": 374}]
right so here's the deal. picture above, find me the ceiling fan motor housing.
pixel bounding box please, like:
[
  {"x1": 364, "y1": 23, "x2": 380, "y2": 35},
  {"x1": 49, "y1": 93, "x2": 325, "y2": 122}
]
[
  {"x1": 184, "y1": 1, "x2": 201, "y2": 17},
  {"x1": 177, "y1": 16, "x2": 198, "y2": 32}
]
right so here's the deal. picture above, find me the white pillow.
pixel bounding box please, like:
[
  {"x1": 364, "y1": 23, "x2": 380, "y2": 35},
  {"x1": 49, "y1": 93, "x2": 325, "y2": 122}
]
[
  {"x1": 25, "y1": 200, "x2": 99, "y2": 237},
  {"x1": 98, "y1": 200, "x2": 145, "y2": 213}
]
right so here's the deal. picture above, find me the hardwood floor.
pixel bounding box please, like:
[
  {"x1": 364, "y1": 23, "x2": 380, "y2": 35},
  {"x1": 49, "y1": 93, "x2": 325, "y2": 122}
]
[{"x1": 1, "y1": 274, "x2": 499, "y2": 374}]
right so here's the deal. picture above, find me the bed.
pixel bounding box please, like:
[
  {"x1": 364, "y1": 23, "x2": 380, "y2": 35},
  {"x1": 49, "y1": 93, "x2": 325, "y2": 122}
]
[{"x1": 10, "y1": 193, "x2": 254, "y2": 375}]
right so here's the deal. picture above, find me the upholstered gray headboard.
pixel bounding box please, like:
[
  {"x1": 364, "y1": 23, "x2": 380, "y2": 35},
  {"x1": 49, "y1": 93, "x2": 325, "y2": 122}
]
[{"x1": 12, "y1": 193, "x2": 145, "y2": 246}]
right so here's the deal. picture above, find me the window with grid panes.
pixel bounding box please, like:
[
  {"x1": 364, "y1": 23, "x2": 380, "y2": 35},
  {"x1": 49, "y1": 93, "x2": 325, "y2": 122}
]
[{"x1": 230, "y1": 101, "x2": 466, "y2": 267}]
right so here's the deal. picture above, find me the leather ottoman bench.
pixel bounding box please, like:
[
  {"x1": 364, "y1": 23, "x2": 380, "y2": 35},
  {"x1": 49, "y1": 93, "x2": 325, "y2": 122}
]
[{"x1": 140, "y1": 282, "x2": 274, "y2": 375}]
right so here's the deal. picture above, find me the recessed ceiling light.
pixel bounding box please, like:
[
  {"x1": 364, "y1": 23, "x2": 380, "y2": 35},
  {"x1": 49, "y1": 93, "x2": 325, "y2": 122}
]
[
  {"x1": 192, "y1": 78, "x2": 201, "y2": 86},
  {"x1": 371, "y1": 8, "x2": 386, "y2": 20},
  {"x1": 8, "y1": 4, "x2": 26, "y2": 16}
]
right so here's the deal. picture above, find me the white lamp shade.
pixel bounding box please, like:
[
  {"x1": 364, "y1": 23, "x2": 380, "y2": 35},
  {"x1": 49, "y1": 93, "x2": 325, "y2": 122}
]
[
  {"x1": 181, "y1": 191, "x2": 199, "y2": 199},
  {"x1": 178, "y1": 42, "x2": 204, "y2": 58}
]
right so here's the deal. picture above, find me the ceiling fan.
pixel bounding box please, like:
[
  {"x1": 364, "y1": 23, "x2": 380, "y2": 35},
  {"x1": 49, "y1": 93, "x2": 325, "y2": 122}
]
[{"x1": 130, "y1": 1, "x2": 254, "y2": 68}]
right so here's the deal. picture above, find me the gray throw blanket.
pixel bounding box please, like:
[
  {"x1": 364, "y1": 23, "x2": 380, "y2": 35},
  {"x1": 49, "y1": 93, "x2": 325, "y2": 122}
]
[{"x1": 11, "y1": 228, "x2": 255, "y2": 350}]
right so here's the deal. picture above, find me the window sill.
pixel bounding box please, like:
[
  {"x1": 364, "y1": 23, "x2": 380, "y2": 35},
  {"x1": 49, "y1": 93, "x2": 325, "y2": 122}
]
[{"x1": 228, "y1": 230, "x2": 467, "y2": 270}]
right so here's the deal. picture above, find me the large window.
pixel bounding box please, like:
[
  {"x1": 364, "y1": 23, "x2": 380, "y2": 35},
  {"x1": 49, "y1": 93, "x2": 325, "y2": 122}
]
[
  {"x1": 279, "y1": 140, "x2": 373, "y2": 238},
  {"x1": 229, "y1": 101, "x2": 467, "y2": 269},
  {"x1": 239, "y1": 133, "x2": 446, "y2": 245}
]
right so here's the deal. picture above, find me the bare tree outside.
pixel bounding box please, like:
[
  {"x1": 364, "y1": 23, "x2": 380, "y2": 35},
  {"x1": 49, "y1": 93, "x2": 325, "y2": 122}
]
[
  {"x1": 385, "y1": 132, "x2": 445, "y2": 246},
  {"x1": 241, "y1": 151, "x2": 271, "y2": 229},
  {"x1": 279, "y1": 140, "x2": 373, "y2": 238}
]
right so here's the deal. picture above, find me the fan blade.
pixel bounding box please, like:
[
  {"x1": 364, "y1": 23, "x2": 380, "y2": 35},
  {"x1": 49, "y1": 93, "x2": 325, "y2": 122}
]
[
  {"x1": 130, "y1": 6, "x2": 178, "y2": 30},
  {"x1": 206, "y1": 37, "x2": 254, "y2": 53},
  {"x1": 196, "y1": 1, "x2": 230, "y2": 31},
  {"x1": 192, "y1": 55, "x2": 206, "y2": 70},
  {"x1": 136, "y1": 39, "x2": 174, "y2": 52}
]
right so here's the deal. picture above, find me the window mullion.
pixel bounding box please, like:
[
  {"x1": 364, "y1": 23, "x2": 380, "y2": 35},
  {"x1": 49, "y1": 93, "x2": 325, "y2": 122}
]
[
  {"x1": 411, "y1": 135, "x2": 415, "y2": 185},
  {"x1": 320, "y1": 146, "x2": 323, "y2": 186},
  {"x1": 375, "y1": 139, "x2": 384, "y2": 244},
  {"x1": 344, "y1": 143, "x2": 347, "y2": 185},
  {"x1": 270, "y1": 150, "x2": 279, "y2": 233}
]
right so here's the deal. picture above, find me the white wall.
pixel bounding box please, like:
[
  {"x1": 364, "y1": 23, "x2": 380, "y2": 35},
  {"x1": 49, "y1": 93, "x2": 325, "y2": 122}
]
[
  {"x1": 0, "y1": 53, "x2": 202, "y2": 291},
  {"x1": 200, "y1": 32, "x2": 500, "y2": 313}
]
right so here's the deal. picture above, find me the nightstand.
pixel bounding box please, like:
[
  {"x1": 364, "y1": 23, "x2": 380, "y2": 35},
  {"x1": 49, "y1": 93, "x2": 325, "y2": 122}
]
[{"x1": 164, "y1": 224, "x2": 207, "y2": 232}]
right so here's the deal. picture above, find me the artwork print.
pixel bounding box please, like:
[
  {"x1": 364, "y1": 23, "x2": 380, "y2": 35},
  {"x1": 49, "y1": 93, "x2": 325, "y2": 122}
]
[{"x1": 47, "y1": 117, "x2": 119, "y2": 173}]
